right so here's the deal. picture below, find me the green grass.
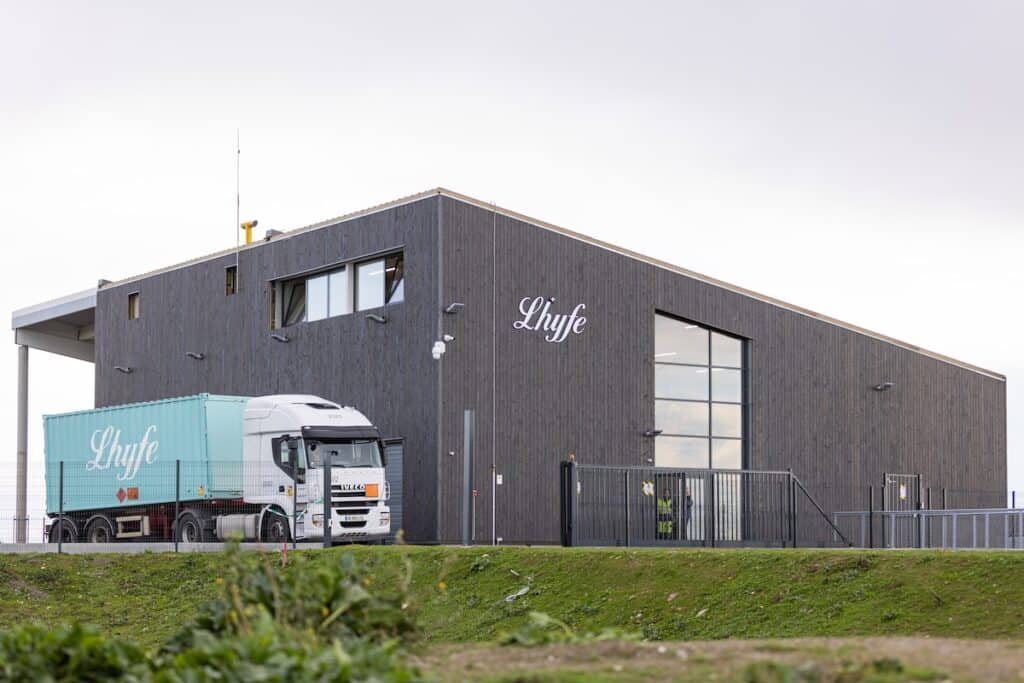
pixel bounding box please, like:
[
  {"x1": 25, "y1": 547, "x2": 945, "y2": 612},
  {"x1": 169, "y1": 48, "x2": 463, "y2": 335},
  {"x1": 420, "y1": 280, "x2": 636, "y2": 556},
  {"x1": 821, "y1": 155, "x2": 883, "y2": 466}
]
[{"x1": 2, "y1": 546, "x2": 1024, "y2": 651}]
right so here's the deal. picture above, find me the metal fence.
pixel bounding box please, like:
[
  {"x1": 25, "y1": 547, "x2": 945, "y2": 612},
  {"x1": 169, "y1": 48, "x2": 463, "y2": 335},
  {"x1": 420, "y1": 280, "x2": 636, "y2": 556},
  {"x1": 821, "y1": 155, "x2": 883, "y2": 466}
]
[
  {"x1": 560, "y1": 462, "x2": 851, "y2": 548},
  {"x1": 833, "y1": 508, "x2": 1024, "y2": 550},
  {"x1": 0, "y1": 459, "x2": 393, "y2": 552}
]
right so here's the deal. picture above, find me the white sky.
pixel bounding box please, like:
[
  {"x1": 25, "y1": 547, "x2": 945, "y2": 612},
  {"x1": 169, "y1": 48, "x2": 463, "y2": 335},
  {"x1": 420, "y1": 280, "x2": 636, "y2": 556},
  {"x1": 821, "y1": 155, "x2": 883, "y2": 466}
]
[{"x1": 1, "y1": 2, "x2": 1021, "y2": 537}]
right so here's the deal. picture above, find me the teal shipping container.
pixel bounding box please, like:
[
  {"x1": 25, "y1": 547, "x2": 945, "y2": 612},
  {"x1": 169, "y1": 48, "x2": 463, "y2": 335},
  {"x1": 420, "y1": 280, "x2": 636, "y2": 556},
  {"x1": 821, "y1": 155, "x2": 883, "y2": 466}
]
[{"x1": 44, "y1": 394, "x2": 249, "y2": 514}]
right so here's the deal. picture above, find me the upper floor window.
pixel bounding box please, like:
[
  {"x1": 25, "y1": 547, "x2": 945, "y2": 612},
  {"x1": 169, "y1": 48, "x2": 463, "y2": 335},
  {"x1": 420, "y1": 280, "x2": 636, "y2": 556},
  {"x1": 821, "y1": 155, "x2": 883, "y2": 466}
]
[
  {"x1": 356, "y1": 252, "x2": 404, "y2": 311},
  {"x1": 127, "y1": 292, "x2": 140, "y2": 320},
  {"x1": 271, "y1": 251, "x2": 403, "y2": 329},
  {"x1": 225, "y1": 265, "x2": 237, "y2": 296}
]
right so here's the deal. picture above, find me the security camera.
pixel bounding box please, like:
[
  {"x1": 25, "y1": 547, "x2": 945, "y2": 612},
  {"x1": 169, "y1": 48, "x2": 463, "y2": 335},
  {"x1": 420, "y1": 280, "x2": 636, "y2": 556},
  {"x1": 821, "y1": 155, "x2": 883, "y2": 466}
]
[{"x1": 443, "y1": 334, "x2": 455, "y2": 343}]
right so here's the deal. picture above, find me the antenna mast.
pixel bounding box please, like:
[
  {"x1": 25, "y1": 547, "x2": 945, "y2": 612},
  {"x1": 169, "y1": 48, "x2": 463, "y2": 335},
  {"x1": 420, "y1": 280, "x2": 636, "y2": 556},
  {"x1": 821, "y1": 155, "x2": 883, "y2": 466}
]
[{"x1": 235, "y1": 129, "x2": 240, "y2": 278}]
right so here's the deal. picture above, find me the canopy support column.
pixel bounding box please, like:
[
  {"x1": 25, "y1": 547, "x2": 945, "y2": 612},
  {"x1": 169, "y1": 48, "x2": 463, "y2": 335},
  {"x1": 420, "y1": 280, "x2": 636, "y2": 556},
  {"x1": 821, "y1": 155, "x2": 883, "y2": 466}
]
[{"x1": 15, "y1": 345, "x2": 28, "y2": 543}]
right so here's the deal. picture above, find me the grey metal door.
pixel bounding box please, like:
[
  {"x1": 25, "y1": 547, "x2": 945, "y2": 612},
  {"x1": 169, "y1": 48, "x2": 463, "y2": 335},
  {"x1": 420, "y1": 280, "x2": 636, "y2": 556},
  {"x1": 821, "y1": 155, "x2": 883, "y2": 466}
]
[{"x1": 383, "y1": 439, "x2": 404, "y2": 544}]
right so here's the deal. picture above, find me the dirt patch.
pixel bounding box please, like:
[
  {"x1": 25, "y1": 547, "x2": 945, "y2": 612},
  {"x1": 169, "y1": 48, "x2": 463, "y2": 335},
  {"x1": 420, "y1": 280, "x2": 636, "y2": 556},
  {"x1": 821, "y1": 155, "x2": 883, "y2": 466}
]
[{"x1": 415, "y1": 636, "x2": 1024, "y2": 682}]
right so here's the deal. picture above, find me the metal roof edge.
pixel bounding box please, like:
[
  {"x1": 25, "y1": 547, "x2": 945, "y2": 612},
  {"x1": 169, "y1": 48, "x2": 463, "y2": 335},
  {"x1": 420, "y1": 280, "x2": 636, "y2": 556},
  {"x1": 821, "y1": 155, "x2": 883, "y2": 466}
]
[
  {"x1": 92, "y1": 186, "x2": 1005, "y2": 382},
  {"x1": 12, "y1": 287, "x2": 98, "y2": 330}
]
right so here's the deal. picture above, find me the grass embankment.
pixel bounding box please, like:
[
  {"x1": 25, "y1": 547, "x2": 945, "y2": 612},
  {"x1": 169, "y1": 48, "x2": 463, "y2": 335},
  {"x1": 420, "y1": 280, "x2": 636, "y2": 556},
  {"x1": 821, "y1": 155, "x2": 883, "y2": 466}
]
[{"x1": 1, "y1": 546, "x2": 1023, "y2": 651}]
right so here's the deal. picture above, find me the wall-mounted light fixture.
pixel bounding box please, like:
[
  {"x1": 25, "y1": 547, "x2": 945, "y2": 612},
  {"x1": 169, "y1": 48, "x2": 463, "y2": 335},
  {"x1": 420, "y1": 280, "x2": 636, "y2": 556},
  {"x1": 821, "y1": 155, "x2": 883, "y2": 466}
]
[
  {"x1": 271, "y1": 333, "x2": 290, "y2": 343},
  {"x1": 365, "y1": 314, "x2": 388, "y2": 324},
  {"x1": 873, "y1": 382, "x2": 896, "y2": 392},
  {"x1": 643, "y1": 429, "x2": 663, "y2": 438},
  {"x1": 444, "y1": 302, "x2": 465, "y2": 315},
  {"x1": 186, "y1": 352, "x2": 205, "y2": 360},
  {"x1": 114, "y1": 366, "x2": 133, "y2": 374}
]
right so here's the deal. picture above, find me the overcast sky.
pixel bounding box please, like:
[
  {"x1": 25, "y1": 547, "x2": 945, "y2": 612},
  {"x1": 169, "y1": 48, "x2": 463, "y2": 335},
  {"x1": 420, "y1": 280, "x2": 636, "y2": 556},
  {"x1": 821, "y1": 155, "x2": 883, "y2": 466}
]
[{"x1": 1, "y1": 2, "x2": 1021, "y2": 536}]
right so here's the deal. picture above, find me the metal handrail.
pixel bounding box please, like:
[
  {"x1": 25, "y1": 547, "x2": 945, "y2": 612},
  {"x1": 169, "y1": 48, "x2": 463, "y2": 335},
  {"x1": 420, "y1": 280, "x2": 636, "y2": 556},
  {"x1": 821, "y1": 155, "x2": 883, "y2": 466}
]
[{"x1": 793, "y1": 476, "x2": 853, "y2": 546}]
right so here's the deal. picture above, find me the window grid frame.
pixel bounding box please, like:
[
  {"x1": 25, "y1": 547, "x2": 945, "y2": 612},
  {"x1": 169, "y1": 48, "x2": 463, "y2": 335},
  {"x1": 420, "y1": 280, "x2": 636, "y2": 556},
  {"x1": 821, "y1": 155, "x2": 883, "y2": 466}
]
[{"x1": 654, "y1": 314, "x2": 746, "y2": 469}]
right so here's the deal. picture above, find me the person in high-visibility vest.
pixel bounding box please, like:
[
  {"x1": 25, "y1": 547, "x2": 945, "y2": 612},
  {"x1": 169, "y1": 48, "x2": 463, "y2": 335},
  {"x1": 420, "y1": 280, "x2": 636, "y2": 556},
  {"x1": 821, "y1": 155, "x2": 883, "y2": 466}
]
[{"x1": 657, "y1": 488, "x2": 675, "y2": 540}]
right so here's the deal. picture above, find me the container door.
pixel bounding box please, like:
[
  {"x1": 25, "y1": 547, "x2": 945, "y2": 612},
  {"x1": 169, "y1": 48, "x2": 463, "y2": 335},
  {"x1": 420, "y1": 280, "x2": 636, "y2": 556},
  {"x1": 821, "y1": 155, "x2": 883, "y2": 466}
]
[{"x1": 383, "y1": 439, "x2": 403, "y2": 544}]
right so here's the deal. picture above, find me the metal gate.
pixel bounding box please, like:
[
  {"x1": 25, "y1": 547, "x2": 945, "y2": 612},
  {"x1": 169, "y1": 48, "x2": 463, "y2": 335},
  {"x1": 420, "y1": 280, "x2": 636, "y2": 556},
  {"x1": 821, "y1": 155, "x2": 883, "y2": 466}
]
[
  {"x1": 882, "y1": 473, "x2": 921, "y2": 548},
  {"x1": 560, "y1": 462, "x2": 850, "y2": 548},
  {"x1": 383, "y1": 439, "x2": 403, "y2": 544}
]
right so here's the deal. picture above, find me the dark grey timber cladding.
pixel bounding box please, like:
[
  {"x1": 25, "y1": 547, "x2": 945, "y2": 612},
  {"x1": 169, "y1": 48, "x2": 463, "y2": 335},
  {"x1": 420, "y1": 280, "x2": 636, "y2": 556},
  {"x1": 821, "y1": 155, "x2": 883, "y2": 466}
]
[
  {"x1": 439, "y1": 197, "x2": 1006, "y2": 545},
  {"x1": 94, "y1": 197, "x2": 441, "y2": 542}
]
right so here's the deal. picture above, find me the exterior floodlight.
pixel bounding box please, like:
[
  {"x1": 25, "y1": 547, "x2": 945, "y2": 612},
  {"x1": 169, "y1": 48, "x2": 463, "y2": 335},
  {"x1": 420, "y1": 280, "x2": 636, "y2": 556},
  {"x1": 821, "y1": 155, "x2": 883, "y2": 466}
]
[
  {"x1": 114, "y1": 366, "x2": 133, "y2": 374},
  {"x1": 186, "y1": 352, "x2": 205, "y2": 360},
  {"x1": 643, "y1": 429, "x2": 663, "y2": 437},
  {"x1": 365, "y1": 314, "x2": 388, "y2": 324},
  {"x1": 271, "y1": 333, "x2": 290, "y2": 343},
  {"x1": 873, "y1": 382, "x2": 895, "y2": 392},
  {"x1": 444, "y1": 302, "x2": 465, "y2": 314}
]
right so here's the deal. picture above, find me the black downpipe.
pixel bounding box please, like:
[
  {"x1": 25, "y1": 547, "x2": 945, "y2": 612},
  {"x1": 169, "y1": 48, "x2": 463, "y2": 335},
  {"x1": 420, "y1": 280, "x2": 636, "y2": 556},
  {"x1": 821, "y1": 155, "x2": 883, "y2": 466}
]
[{"x1": 291, "y1": 457, "x2": 297, "y2": 550}]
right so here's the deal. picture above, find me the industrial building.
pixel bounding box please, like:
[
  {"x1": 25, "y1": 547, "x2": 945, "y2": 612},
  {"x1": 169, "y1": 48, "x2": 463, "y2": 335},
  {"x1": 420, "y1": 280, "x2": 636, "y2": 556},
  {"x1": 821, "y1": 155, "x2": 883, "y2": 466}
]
[{"x1": 12, "y1": 188, "x2": 1007, "y2": 544}]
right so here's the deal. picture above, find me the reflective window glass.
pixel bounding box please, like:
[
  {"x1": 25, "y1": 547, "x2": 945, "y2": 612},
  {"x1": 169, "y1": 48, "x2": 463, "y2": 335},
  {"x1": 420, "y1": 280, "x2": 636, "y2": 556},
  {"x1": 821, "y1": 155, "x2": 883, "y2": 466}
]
[
  {"x1": 711, "y1": 331, "x2": 742, "y2": 368},
  {"x1": 711, "y1": 403, "x2": 743, "y2": 438},
  {"x1": 711, "y1": 368, "x2": 742, "y2": 403},
  {"x1": 328, "y1": 269, "x2": 350, "y2": 317},
  {"x1": 655, "y1": 365, "x2": 709, "y2": 401},
  {"x1": 306, "y1": 274, "x2": 328, "y2": 322},
  {"x1": 655, "y1": 400, "x2": 708, "y2": 436},
  {"x1": 357, "y1": 259, "x2": 385, "y2": 311},
  {"x1": 712, "y1": 439, "x2": 742, "y2": 469},
  {"x1": 655, "y1": 315, "x2": 709, "y2": 365},
  {"x1": 282, "y1": 279, "x2": 306, "y2": 326},
  {"x1": 655, "y1": 436, "x2": 709, "y2": 469}
]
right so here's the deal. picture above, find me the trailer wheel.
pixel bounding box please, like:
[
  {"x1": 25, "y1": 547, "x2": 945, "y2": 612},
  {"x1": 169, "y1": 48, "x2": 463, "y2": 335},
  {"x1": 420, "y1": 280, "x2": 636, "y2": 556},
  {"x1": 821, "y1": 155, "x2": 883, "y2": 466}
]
[
  {"x1": 84, "y1": 515, "x2": 115, "y2": 543},
  {"x1": 175, "y1": 510, "x2": 208, "y2": 543},
  {"x1": 261, "y1": 509, "x2": 291, "y2": 544},
  {"x1": 48, "y1": 517, "x2": 78, "y2": 543}
]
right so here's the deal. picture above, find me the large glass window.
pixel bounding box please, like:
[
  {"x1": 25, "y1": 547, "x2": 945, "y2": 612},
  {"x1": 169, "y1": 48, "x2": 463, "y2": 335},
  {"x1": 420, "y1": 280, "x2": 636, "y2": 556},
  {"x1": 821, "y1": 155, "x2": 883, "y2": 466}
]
[
  {"x1": 654, "y1": 313, "x2": 745, "y2": 470},
  {"x1": 271, "y1": 252, "x2": 402, "y2": 328}
]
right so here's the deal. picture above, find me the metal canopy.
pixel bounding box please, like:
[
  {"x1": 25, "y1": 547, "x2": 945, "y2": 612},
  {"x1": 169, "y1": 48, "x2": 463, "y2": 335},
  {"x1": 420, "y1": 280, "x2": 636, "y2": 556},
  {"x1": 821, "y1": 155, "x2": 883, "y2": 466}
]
[{"x1": 11, "y1": 288, "x2": 97, "y2": 362}]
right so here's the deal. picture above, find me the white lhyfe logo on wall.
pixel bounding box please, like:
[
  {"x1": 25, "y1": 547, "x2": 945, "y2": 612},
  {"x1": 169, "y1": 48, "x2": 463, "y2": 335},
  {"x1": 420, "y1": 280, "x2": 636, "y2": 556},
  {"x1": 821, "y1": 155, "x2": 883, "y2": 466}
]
[
  {"x1": 86, "y1": 425, "x2": 160, "y2": 481},
  {"x1": 513, "y1": 296, "x2": 587, "y2": 343}
]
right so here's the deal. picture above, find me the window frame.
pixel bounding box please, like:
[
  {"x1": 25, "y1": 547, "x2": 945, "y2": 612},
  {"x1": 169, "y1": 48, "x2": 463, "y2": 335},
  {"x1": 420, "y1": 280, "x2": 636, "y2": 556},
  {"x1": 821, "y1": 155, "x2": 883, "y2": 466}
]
[
  {"x1": 127, "y1": 292, "x2": 140, "y2": 320},
  {"x1": 269, "y1": 249, "x2": 404, "y2": 329},
  {"x1": 654, "y1": 312, "x2": 747, "y2": 470}
]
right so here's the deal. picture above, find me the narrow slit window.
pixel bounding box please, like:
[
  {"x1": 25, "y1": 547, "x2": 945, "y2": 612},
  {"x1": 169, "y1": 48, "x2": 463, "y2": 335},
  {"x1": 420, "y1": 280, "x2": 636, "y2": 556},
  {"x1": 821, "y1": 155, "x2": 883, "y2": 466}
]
[
  {"x1": 128, "y1": 292, "x2": 140, "y2": 320},
  {"x1": 225, "y1": 265, "x2": 237, "y2": 296}
]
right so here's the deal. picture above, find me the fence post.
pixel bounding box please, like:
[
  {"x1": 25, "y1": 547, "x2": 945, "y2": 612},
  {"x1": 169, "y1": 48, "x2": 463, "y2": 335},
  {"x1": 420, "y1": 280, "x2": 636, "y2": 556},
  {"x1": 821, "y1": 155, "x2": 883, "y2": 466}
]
[
  {"x1": 58, "y1": 460, "x2": 64, "y2": 555},
  {"x1": 881, "y1": 473, "x2": 887, "y2": 549},
  {"x1": 323, "y1": 452, "x2": 332, "y2": 549},
  {"x1": 174, "y1": 459, "x2": 180, "y2": 553},
  {"x1": 868, "y1": 486, "x2": 874, "y2": 549},
  {"x1": 712, "y1": 473, "x2": 720, "y2": 548},
  {"x1": 623, "y1": 470, "x2": 630, "y2": 547},
  {"x1": 786, "y1": 468, "x2": 794, "y2": 548}
]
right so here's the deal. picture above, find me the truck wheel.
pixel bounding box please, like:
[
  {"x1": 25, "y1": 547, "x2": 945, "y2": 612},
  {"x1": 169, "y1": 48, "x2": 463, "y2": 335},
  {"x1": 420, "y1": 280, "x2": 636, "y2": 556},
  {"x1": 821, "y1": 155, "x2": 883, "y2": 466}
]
[
  {"x1": 48, "y1": 518, "x2": 78, "y2": 543},
  {"x1": 261, "y1": 511, "x2": 291, "y2": 544},
  {"x1": 84, "y1": 516, "x2": 115, "y2": 543},
  {"x1": 175, "y1": 511, "x2": 208, "y2": 543}
]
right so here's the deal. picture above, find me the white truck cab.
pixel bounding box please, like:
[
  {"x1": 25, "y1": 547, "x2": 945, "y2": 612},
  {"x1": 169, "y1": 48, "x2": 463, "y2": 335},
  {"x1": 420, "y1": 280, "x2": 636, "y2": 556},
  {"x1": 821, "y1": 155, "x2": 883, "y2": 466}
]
[{"x1": 242, "y1": 395, "x2": 390, "y2": 543}]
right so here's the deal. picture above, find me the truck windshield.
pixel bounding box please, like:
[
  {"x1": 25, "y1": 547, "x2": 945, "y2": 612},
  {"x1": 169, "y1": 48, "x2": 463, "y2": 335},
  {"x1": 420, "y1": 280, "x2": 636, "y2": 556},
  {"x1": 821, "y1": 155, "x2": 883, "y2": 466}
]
[{"x1": 305, "y1": 439, "x2": 382, "y2": 468}]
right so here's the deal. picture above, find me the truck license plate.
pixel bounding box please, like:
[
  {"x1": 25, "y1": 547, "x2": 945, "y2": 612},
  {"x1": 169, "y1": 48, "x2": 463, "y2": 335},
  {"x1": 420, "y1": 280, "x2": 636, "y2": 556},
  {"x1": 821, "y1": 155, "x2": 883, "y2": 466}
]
[{"x1": 340, "y1": 515, "x2": 363, "y2": 522}]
